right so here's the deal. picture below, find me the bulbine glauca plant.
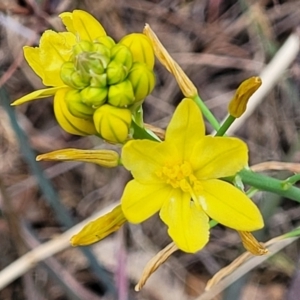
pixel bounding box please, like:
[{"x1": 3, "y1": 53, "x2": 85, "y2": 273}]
[{"x1": 12, "y1": 9, "x2": 300, "y2": 292}]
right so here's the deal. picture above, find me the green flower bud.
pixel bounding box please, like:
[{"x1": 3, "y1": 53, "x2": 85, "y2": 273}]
[
  {"x1": 65, "y1": 89, "x2": 94, "y2": 119},
  {"x1": 119, "y1": 33, "x2": 155, "y2": 69},
  {"x1": 106, "y1": 61, "x2": 128, "y2": 85},
  {"x1": 80, "y1": 86, "x2": 107, "y2": 107},
  {"x1": 60, "y1": 62, "x2": 89, "y2": 89},
  {"x1": 94, "y1": 36, "x2": 116, "y2": 49},
  {"x1": 72, "y1": 40, "x2": 93, "y2": 56},
  {"x1": 111, "y1": 44, "x2": 133, "y2": 71},
  {"x1": 93, "y1": 104, "x2": 132, "y2": 143},
  {"x1": 108, "y1": 80, "x2": 135, "y2": 107},
  {"x1": 128, "y1": 62, "x2": 155, "y2": 102},
  {"x1": 90, "y1": 73, "x2": 107, "y2": 88},
  {"x1": 90, "y1": 44, "x2": 111, "y2": 68},
  {"x1": 76, "y1": 52, "x2": 107, "y2": 80}
]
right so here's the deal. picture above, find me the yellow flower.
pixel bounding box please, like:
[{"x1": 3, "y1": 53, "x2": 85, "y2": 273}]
[
  {"x1": 12, "y1": 10, "x2": 155, "y2": 142},
  {"x1": 121, "y1": 98, "x2": 264, "y2": 253},
  {"x1": 11, "y1": 10, "x2": 105, "y2": 136}
]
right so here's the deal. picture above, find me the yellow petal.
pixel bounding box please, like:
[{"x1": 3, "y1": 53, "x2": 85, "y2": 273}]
[
  {"x1": 122, "y1": 140, "x2": 180, "y2": 184},
  {"x1": 160, "y1": 189, "x2": 210, "y2": 253},
  {"x1": 36, "y1": 148, "x2": 119, "y2": 168},
  {"x1": 165, "y1": 98, "x2": 205, "y2": 160},
  {"x1": 192, "y1": 136, "x2": 248, "y2": 179},
  {"x1": 60, "y1": 10, "x2": 106, "y2": 41},
  {"x1": 199, "y1": 179, "x2": 264, "y2": 231},
  {"x1": 11, "y1": 87, "x2": 62, "y2": 106},
  {"x1": 59, "y1": 12, "x2": 75, "y2": 33},
  {"x1": 119, "y1": 33, "x2": 155, "y2": 69},
  {"x1": 54, "y1": 88, "x2": 97, "y2": 136},
  {"x1": 121, "y1": 180, "x2": 171, "y2": 223},
  {"x1": 29, "y1": 30, "x2": 76, "y2": 86},
  {"x1": 23, "y1": 46, "x2": 44, "y2": 82},
  {"x1": 71, "y1": 205, "x2": 126, "y2": 246}
]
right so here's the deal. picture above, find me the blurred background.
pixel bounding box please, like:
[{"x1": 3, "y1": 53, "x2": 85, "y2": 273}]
[{"x1": 1, "y1": 0, "x2": 300, "y2": 299}]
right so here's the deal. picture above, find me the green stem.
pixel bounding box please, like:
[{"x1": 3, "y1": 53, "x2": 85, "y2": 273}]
[
  {"x1": 282, "y1": 173, "x2": 300, "y2": 188},
  {"x1": 193, "y1": 95, "x2": 220, "y2": 131},
  {"x1": 215, "y1": 115, "x2": 236, "y2": 136},
  {"x1": 239, "y1": 168, "x2": 300, "y2": 202}
]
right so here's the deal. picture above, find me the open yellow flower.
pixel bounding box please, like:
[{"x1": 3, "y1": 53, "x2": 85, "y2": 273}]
[{"x1": 121, "y1": 98, "x2": 264, "y2": 253}]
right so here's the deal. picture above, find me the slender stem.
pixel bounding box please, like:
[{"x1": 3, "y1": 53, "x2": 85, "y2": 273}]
[
  {"x1": 193, "y1": 95, "x2": 220, "y2": 131},
  {"x1": 215, "y1": 115, "x2": 236, "y2": 136},
  {"x1": 282, "y1": 173, "x2": 300, "y2": 187},
  {"x1": 239, "y1": 169, "x2": 300, "y2": 202}
]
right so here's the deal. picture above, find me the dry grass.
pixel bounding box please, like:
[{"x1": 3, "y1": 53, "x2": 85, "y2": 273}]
[{"x1": 1, "y1": 0, "x2": 300, "y2": 299}]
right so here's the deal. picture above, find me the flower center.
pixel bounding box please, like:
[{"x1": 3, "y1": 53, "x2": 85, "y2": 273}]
[{"x1": 156, "y1": 161, "x2": 202, "y2": 193}]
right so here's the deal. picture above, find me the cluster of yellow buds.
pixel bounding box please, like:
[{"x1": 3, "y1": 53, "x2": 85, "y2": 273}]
[
  {"x1": 61, "y1": 34, "x2": 155, "y2": 142},
  {"x1": 12, "y1": 10, "x2": 155, "y2": 143}
]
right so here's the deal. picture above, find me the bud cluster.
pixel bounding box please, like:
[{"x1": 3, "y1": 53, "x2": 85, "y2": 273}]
[{"x1": 60, "y1": 35, "x2": 155, "y2": 143}]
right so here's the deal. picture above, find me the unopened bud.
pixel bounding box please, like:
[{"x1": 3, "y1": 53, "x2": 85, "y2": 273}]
[
  {"x1": 93, "y1": 104, "x2": 132, "y2": 143},
  {"x1": 89, "y1": 44, "x2": 111, "y2": 68},
  {"x1": 107, "y1": 80, "x2": 135, "y2": 107},
  {"x1": 111, "y1": 44, "x2": 133, "y2": 71},
  {"x1": 90, "y1": 73, "x2": 107, "y2": 88},
  {"x1": 65, "y1": 89, "x2": 94, "y2": 119},
  {"x1": 228, "y1": 77, "x2": 262, "y2": 118},
  {"x1": 76, "y1": 52, "x2": 107, "y2": 79},
  {"x1": 80, "y1": 86, "x2": 107, "y2": 107},
  {"x1": 72, "y1": 40, "x2": 93, "y2": 56},
  {"x1": 119, "y1": 33, "x2": 155, "y2": 69},
  {"x1": 94, "y1": 36, "x2": 116, "y2": 49},
  {"x1": 53, "y1": 89, "x2": 97, "y2": 136},
  {"x1": 60, "y1": 62, "x2": 88, "y2": 89},
  {"x1": 128, "y1": 62, "x2": 155, "y2": 102},
  {"x1": 106, "y1": 60, "x2": 128, "y2": 85}
]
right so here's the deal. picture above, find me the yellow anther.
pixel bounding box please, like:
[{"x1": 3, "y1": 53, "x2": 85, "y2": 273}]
[
  {"x1": 180, "y1": 161, "x2": 192, "y2": 177},
  {"x1": 157, "y1": 161, "x2": 202, "y2": 195}
]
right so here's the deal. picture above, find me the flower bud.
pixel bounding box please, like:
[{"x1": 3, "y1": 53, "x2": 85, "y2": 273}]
[
  {"x1": 65, "y1": 89, "x2": 94, "y2": 119},
  {"x1": 128, "y1": 62, "x2": 155, "y2": 102},
  {"x1": 54, "y1": 89, "x2": 97, "y2": 136},
  {"x1": 89, "y1": 44, "x2": 111, "y2": 68},
  {"x1": 228, "y1": 77, "x2": 262, "y2": 118},
  {"x1": 107, "y1": 80, "x2": 135, "y2": 107},
  {"x1": 80, "y1": 86, "x2": 107, "y2": 107},
  {"x1": 111, "y1": 44, "x2": 133, "y2": 71},
  {"x1": 93, "y1": 104, "x2": 132, "y2": 143},
  {"x1": 94, "y1": 36, "x2": 116, "y2": 49},
  {"x1": 106, "y1": 60, "x2": 128, "y2": 85},
  {"x1": 76, "y1": 52, "x2": 106, "y2": 75},
  {"x1": 60, "y1": 62, "x2": 88, "y2": 89},
  {"x1": 72, "y1": 40, "x2": 93, "y2": 56},
  {"x1": 119, "y1": 33, "x2": 155, "y2": 69},
  {"x1": 90, "y1": 73, "x2": 107, "y2": 88}
]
